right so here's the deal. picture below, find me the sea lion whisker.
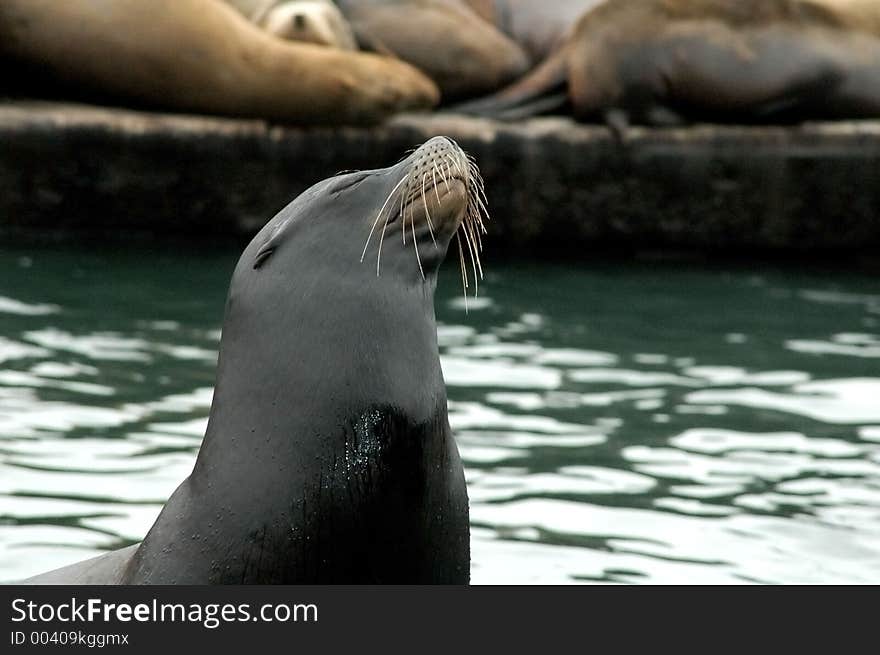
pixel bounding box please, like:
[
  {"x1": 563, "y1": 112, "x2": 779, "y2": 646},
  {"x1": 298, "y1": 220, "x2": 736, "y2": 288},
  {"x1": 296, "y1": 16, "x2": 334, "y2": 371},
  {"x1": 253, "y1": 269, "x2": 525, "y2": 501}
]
[
  {"x1": 463, "y1": 177, "x2": 478, "y2": 211},
  {"x1": 437, "y1": 162, "x2": 450, "y2": 191},
  {"x1": 474, "y1": 194, "x2": 490, "y2": 226},
  {"x1": 431, "y1": 165, "x2": 442, "y2": 205},
  {"x1": 469, "y1": 221, "x2": 484, "y2": 279},
  {"x1": 467, "y1": 208, "x2": 484, "y2": 252},
  {"x1": 465, "y1": 178, "x2": 483, "y2": 218},
  {"x1": 463, "y1": 217, "x2": 484, "y2": 282},
  {"x1": 408, "y1": 175, "x2": 422, "y2": 237},
  {"x1": 376, "y1": 178, "x2": 408, "y2": 276},
  {"x1": 468, "y1": 162, "x2": 486, "y2": 195},
  {"x1": 460, "y1": 221, "x2": 480, "y2": 297},
  {"x1": 403, "y1": 174, "x2": 423, "y2": 246},
  {"x1": 473, "y1": 173, "x2": 489, "y2": 209},
  {"x1": 401, "y1": 177, "x2": 414, "y2": 246},
  {"x1": 475, "y1": 180, "x2": 488, "y2": 208},
  {"x1": 449, "y1": 166, "x2": 458, "y2": 185},
  {"x1": 361, "y1": 174, "x2": 409, "y2": 263},
  {"x1": 452, "y1": 160, "x2": 464, "y2": 183},
  {"x1": 455, "y1": 231, "x2": 468, "y2": 291},
  {"x1": 455, "y1": 231, "x2": 469, "y2": 313},
  {"x1": 375, "y1": 204, "x2": 396, "y2": 277},
  {"x1": 421, "y1": 172, "x2": 437, "y2": 247},
  {"x1": 412, "y1": 208, "x2": 425, "y2": 280},
  {"x1": 447, "y1": 154, "x2": 465, "y2": 178},
  {"x1": 407, "y1": 190, "x2": 416, "y2": 247}
]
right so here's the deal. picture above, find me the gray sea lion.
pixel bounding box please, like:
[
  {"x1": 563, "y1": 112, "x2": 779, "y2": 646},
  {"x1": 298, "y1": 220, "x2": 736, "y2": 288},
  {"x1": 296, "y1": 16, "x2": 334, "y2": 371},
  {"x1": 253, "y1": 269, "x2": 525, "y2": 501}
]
[
  {"x1": 457, "y1": 0, "x2": 880, "y2": 125},
  {"x1": 22, "y1": 136, "x2": 485, "y2": 584},
  {"x1": 335, "y1": 0, "x2": 531, "y2": 100},
  {"x1": 225, "y1": 0, "x2": 359, "y2": 50},
  {"x1": 464, "y1": 0, "x2": 607, "y2": 62},
  {"x1": 0, "y1": 0, "x2": 437, "y2": 125}
]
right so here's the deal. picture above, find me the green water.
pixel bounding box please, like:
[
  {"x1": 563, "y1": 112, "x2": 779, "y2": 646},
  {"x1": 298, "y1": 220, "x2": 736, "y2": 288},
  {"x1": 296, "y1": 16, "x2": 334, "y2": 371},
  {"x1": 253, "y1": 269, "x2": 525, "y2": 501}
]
[{"x1": 1, "y1": 244, "x2": 878, "y2": 583}]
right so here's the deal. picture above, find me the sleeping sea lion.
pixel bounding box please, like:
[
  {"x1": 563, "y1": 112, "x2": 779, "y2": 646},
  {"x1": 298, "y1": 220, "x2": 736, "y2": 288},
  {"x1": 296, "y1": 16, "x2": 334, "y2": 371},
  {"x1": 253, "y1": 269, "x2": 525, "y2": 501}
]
[
  {"x1": 456, "y1": 0, "x2": 880, "y2": 125},
  {"x1": 0, "y1": 0, "x2": 437, "y2": 125}
]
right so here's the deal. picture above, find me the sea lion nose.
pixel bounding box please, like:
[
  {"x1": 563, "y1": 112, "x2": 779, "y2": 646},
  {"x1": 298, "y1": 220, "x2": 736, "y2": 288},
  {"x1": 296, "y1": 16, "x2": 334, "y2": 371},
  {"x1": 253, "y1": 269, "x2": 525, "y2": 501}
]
[
  {"x1": 417, "y1": 136, "x2": 464, "y2": 162},
  {"x1": 406, "y1": 137, "x2": 469, "y2": 192},
  {"x1": 421, "y1": 135, "x2": 452, "y2": 152}
]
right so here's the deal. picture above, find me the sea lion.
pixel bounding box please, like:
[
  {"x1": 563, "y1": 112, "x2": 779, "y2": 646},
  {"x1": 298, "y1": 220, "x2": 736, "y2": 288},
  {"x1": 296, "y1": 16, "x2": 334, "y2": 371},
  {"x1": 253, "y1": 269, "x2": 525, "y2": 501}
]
[
  {"x1": 335, "y1": 0, "x2": 531, "y2": 100},
  {"x1": 464, "y1": 0, "x2": 606, "y2": 62},
  {"x1": 811, "y1": 0, "x2": 880, "y2": 35},
  {"x1": 225, "y1": 0, "x2": 358, "y2": 50},
  {"x1": 0, "y1": 0, "x2": 437, "y2": 125},
  {"x1": 22, "y1": 136, "x2": 484, "y2": 584},
  {"x1": 457, "y1": 0, "x2": 880, "y2": 125}
]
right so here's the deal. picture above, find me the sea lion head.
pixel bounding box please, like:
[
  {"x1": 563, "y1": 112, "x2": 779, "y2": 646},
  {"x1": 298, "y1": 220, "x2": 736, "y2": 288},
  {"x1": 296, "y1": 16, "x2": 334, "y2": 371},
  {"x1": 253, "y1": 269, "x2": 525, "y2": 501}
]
[
  {"x1": 210, "y1": 137, "x2": 486, "y2": 435},
  {"x1": 194, "y1": 136, "x2": 484, "y2": 515},
  {"x1": 254, "y1": 0, "x2": 359, "y2": 50},
  {"x1": 243, "y1": 136, "x2": 486, "y2": 298}
]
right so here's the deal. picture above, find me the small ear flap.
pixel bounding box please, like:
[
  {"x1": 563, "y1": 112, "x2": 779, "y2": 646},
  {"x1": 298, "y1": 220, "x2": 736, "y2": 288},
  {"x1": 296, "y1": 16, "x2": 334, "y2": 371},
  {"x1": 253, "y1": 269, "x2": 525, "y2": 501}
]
[
  {"x1": 253, "y1": 242, "x2": 276, "y2": 269},
  {"x1": 253, "y1": 222, "x2": 288, "y2": 270}
]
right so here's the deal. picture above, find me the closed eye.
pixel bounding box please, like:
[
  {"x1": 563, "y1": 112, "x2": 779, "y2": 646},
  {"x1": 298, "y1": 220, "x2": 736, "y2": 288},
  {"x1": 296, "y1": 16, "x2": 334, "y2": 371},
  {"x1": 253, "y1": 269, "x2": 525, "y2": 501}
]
[{"x1": 326, "y1": 171, "x2": 371, "y2": 196}]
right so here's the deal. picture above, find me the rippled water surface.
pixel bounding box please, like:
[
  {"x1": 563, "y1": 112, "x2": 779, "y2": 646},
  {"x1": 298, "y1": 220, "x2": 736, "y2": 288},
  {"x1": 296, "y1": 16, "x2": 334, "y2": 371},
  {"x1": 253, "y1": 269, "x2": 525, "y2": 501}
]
[{"x1": 1, "y1": 245, "x2": 879, "y2": 584}]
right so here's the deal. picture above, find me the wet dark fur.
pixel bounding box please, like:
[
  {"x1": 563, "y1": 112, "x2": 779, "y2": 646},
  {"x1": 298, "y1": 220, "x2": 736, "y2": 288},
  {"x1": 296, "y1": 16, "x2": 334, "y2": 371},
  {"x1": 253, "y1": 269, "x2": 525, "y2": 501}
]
[
  {"x1": 21, "y1": 138, "x2": 476, "y2": 585},
  {"x1": 125, "y1": 406, "x2": 469, "y2": 583}
]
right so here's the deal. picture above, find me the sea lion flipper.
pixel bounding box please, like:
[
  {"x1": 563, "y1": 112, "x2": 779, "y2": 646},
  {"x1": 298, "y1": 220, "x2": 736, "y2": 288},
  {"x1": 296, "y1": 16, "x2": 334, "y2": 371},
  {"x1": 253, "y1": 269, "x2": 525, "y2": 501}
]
[
  {"x1": 19, "y1": 544, "x2": 139, "y2": 584},
  {"x1": 642, "y1": 106, "x2": 686, "y2": 128},
  {"x1": 453, "y1": 46, "x2": 569, "y2": 119},
  {"x1": 603, "y1": 108, "x2": 630, "y2": 144},
  {"x1": 494, "y1": 92, "x2": 570, "y2": 121}
]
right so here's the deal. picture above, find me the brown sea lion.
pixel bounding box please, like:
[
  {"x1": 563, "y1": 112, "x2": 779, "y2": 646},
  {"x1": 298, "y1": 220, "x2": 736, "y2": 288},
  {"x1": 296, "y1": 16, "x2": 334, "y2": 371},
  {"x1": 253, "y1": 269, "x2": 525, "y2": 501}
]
[
  {"x1": 335, "y1": 0, "x2": 531, "y2": 100},
  {"x1": 0, "y1": 0, "x2": 437, "y2": 125},
  {"x1": 811, "y1": 0, "x2": 880, "y2": 34},
  {"x1": 457, "y1": 0, "x2": 880, "y2": 125},
  {"x1": 464, "y1": 0, "x2": 607, "y2": 62},
  {"x1": 225, "y1": 0, "x2": 359, "y2": 49}
]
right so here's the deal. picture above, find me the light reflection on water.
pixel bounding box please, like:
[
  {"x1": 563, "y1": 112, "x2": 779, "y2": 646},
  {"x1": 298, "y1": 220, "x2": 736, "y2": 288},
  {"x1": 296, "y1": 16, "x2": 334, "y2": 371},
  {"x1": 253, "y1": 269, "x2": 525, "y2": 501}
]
[{"x1": 1, "y1": 246, "x2": 878, "y2": 584}]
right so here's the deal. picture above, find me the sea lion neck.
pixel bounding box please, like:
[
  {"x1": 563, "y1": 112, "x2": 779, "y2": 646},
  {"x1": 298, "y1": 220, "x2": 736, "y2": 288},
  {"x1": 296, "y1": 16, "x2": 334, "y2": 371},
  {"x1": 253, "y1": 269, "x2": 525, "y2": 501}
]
[{"x1": 191, "y1": 259, "x2": 444, "y2": 481}]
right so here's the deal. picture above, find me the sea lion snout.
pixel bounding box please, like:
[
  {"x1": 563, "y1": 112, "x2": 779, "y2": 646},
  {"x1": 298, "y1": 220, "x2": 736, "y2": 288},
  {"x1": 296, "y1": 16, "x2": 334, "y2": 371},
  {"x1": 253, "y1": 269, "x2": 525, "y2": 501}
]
[
  {"x1": 409, "y1": 137, "x2": 470, "y2": 192},
  {"x1": 355, "y1": 138, "x2": 486, "y2": 292},
  {"x1": 395, "y1": 137, "x2": 476, "y2": 236}
]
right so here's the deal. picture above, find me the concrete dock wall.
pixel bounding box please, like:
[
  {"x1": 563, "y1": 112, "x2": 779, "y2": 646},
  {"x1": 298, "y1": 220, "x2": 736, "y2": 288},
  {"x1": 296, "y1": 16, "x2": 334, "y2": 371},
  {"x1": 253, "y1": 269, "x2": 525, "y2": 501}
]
[{"x1": 1, "y1": 101, "x2": 879, "y2": 253}]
